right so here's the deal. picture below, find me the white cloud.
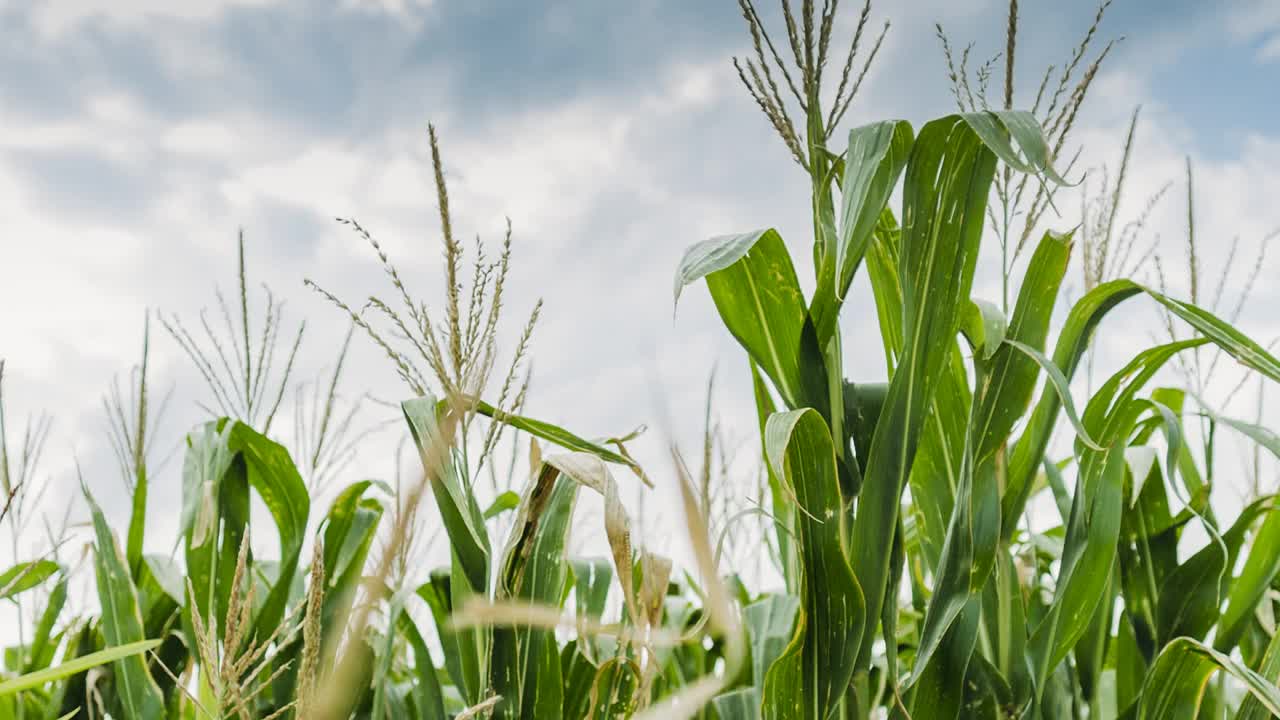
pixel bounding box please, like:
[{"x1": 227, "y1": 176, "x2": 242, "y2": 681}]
[
  {"x1": 11, "y1": 0, "x2": 283, "y2": 37},
  {"x1": 4, "y1": 0, "x2": 1280, "y2": 647}
]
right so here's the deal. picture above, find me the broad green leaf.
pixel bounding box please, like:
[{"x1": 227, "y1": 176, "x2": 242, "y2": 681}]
[
  {"x1": 83, "y1": 488, "x2": 165, "y2": 719},
  {"x1": 0, "y1": 640, "x2": 161, "y2": 698},
  {"x1": 180, "y1": 419, "x2": 239, "y2": 637},
  {"x1": 571, "y1": 558, "x2": 613, "y2": 641},
  {"x1": 1138, "y1": 638, "x2": 1280, "y2": 719},
  {"x1": 673, "y1": 229, "x2": 829, "y2": 413},
  {"x1": 909, "y1": 230, "x2": 1076, "y2": 684},
  {"x1": 225, "y1": 420, "x2": 310, "y2": 636},
  {"x1": 962, "y1": 110, "x2": 1072, "y2": 185},
  {"x1": 762, "y1": 409, "x2": 863, "y2": 720},
  {"x1": 811, "y1": 119, "x2": 914, "y2": 343},
  {"x1": 0, "y1": 560, "x2": 58, "y2": 599},
  {"x1": 1003, "y1": 339, "x2": 1103, "y2": 451},
  {"x1": 141, "y1": 555, "x2": 184, "y2": 608},
  {"x1": 852, "y1": 114, "x2": 999, "y2": 668},
  {"x1": 1074, "y1": 563, "x2": 1117, "y2": 703},
  {"x1": 322, "y1": 480, "x2": 387, "y2": 599}
]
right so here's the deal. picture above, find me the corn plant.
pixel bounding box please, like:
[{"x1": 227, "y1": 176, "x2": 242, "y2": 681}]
[
  {"x1": 672, "y1": 3, "x2": 1280, "y2": 719},
  {"x1": 4, "y1": 2, "x2": 1280, "y2": 719}
]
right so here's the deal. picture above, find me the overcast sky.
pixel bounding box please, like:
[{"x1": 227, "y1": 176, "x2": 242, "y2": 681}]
[{"x1": 2, "y1": 0, "x2": 1279, "y2": 631}]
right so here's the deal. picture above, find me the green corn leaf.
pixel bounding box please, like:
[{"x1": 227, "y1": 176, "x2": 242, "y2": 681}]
[
  {"x1": 753, "y1": 358, "x2": 796, "y2": 591},
  {"x1": 464, "y1": 398, "x2": 641, "y2": 474},
  {"x1": 372, "y1": 589, "x2": 412, "y2": 719},
  {"x1": 961, "y1": 299, "x2": 1008, "y2": 362},
  {"x1": 811, "y1": 119, "x2": 913, "y2": 343},
  {"x1": 851, "y1": 113, "x2": 1000, "y2": 668},
  {"x1": 962, "y1": 110, "x2": 1072, "y2": 185},
  {"x1": 673, "y1": 228, "x2": 829, "y2": 414},
  {"x1": 418, "y1": 571, "x2": 484, "y2": 705},
  {"x1": 1005, "y1": 279, "x2": 1280, "y2": 537},
  {"x1": 1114, "y1": 614, "x2": 1146, "y2": 715},
  {"x1": 560, "y1": 641, "x2": 598, "y2": 720},
  {"x1": 484, "y1": 490, "x2": 521, "y2": 519},
  {"x1": 713, "y1": 687, "x2": 762, "y2": 720},
  {"x1": 903, "y1": 597, "x2": 983, "y2": 720},
  {"x1": 1027, "y1": 443, "x2": 1126, "y2": 692},
  {"x1": 1215, "y1": 504, "x2": 1280, "y2": 652},
  {"x1": 1074, "y1": 564, "x2": 1118, "y2": 703},
  {"x1": 969, "y1": 229, "x2": 1074, "y2": 460},
  {"x1": 571, "y1": 558, "x2": 613, "y2": 618},
  {"x1": 0, "y1": 560, "x2": 58, "y2": 600},
  {"x1": 744, "y1": 594, "x2": 800, "y2": 694},
  {"x1": 1156, "y1": 496, "x2": 1274, "y2": 644},
  {"x1": 1237, "y1": 626, "x2": 1280, "y2": 720},
  {"x1": 1117, "y1": 456, "x2": 1177, "y2": 662},
  {"x1": 1189, "y1": 392, "x2": 1280, "y2": 463},
  {"x1": 1003, "y1": 339, "x2": 1103, "y2": 451},
  {"x1": 864, "y1": 211, "x2": 904, "y2": 374},
  {"x1": 908, "y1": 230, "x2": 1077, "y2": 685},
  {"x1": 322, "y1": 480, "x2": 386, "y2": 589},
  {"x1": 141, "y1": 555, "x2": 184, "y2": 608},
  {"x1": 1138, "y1": 638, "x2": 1280, "y2": 720},
  {"x1": 761, "y1": 409, "x2": 863, "y2": 720},
  {"x1": 21, "y1": 576, "x2": 67, "y2": 675},
  {"x1": 0, "y1": 640, "x2": 161, "y2": 698},
  {"x1": 398, "y1": 606, "x2": 448, "y2": 720},
  {"x1": 493, "y1": 462, "x2": 577, "y2": 720},
  {"x1": 225, "y1": 420, "x2": 310, "y2": 637},
  {"x1": 403, "y1": 396, "x2": 489, "y2": 593},
  {"x1": 83, "y1": 488, "x2": 165, "y2": 719}
]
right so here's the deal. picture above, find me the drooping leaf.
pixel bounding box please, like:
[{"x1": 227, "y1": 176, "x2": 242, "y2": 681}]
[
  {"x1": 673, "y1": 228, "x2": 828, "y2": 414},
  {"x1": 1005, "y1": 278, "x2": 1280, "y2": 536},
  {"x1": 464, "y1": 397, "x2": 643, "y2": 477},
  {"x1": 1138, "y1": 638, "x2": 1280, "y2": 719}
]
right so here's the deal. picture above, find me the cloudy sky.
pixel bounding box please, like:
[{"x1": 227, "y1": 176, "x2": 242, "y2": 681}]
[{"x1": 2, "y1": 0, "x2": 1279, "y2": 629}]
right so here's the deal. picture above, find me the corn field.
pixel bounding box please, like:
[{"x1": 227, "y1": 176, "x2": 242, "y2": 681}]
[{"x1": 3, "y1": 1, "x2": 1280, "y2": 719}]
